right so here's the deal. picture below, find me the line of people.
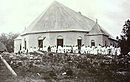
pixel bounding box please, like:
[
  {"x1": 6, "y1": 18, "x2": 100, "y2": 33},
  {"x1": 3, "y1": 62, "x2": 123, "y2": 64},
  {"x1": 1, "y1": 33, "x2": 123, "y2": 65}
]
[
  {"x1": 19, "y1": 44, "x2": 121, "y2": 56},
  {"x1": 43, "y1": 44, "x2": 121, "y2": 55}
]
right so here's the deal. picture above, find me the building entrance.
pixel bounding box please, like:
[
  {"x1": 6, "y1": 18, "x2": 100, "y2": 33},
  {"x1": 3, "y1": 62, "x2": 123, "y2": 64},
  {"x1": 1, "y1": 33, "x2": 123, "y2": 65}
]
[{"x1": 57, "y1": 39, "x2": 63, "y2": 47}]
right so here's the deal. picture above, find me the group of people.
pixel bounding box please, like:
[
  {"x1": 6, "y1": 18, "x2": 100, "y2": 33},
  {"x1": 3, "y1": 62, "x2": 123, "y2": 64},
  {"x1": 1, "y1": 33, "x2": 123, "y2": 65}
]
[
  {"x1": 19, "y1": 44, "x2": 121, "y2": 56},
  {"x1": 42, "y1": 44, "x2": 121, "y2": 56}
]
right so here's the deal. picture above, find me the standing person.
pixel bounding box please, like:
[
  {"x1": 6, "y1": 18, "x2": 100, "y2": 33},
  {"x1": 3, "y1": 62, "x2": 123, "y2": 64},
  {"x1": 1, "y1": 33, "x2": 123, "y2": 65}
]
[
  {"x1": 47, "y1": 46, "x2": 51, "y2": 52},
  {"x1": 57, "y1": 46, "x2": 62, "y2": 53},
  {"x1": 97, "y1": 44, "x2": 102, "y2": 54},
  {"x1": 81, "y1": 44, "x2": 86, "y2": 54},
  {"x1": 116, "y1": 46, "x2": 121, "y2": 56},
  {"x1": 105, "y1": 46, "x2": 108, "y2": 55},
  {"x1": 90, "y1": 46, "x2": 94, "y2": 54},
  {"x1": 43, "y1": 46, "x2": 47, "y2": 52},
  {"x1": 101, "y1": 46, "x2": 105, "y2": 55},
  {"x1": 93, "y1": 47, "x2": 98, "y2": 55},
  {"x1": 26, "y1": 49, "x2": 28, "y2": 55},
  {"x1": 107, "y1": 46, "x2": 111, "y2": 55},
  {"x1": 51, "y1": 46, "x2": 54, "y2": 52},
  {"x1": 70, "y1": 46, "x2": 73, "y2": 53},
  {"x1": 73, "y1": 45, "x2": 76, "y2": 53},
  {"x1": 110, "y1": 44, "x2": 113, "y2": 55},
  {"x1": 75, "y1": 45, "x2": 78, "y2": 53},
  {"x1": 63, "y1": 45, "x2": 66, "y2": 53},
  {"x1": 87, "y1": 46, "x2": 91, "y2": 54},
  {"x1": 85, "y1": 46, "x2": 88, "y2": 54}
]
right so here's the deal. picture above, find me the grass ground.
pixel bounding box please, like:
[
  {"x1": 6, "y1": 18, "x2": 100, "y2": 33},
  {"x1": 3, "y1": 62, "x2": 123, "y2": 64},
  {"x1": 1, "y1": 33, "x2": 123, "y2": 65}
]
[{"x1": 1, "y1": 52, "x2": 130, "y2": 82}]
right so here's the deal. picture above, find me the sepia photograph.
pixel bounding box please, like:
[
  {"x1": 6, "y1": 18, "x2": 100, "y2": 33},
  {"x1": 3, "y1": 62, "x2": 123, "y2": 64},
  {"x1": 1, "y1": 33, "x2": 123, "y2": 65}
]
[{"x1": 0, "y1": 0, "x2": 130, "y2": 82}]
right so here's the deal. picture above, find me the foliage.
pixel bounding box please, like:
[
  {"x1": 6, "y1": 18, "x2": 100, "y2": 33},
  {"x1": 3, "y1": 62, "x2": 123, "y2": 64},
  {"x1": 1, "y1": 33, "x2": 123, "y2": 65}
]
[
  {"x1": 4, "y1": 52, "x2": 130, "y2": 82},
  {"x1": 119, "y1": 19, "x2": 130, "y2": 55},
  {"x1": 0, "y1": 32, "x2": 19, "y2": 52}
]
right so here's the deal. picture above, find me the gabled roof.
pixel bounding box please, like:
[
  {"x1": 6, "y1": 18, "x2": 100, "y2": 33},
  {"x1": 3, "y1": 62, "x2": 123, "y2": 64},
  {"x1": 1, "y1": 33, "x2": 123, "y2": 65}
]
[
  {"x1": 88, "y1": 23, "x2": 109, "y2": 35},
  {"x1": 22, "y1": 1, "x2": 96, "y2": 35},
  {"x1": 88, "y1": 23, "x2": 115, "y2": 39}
]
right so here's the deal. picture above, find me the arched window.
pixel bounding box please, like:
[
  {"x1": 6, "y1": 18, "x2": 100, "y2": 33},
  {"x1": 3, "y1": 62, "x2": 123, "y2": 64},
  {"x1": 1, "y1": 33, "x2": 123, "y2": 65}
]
[
  {"x1": 38, "y1": 40, "x2": 43, "y2": 48},
  {"x1": 77, "y1": 36, "x2": 82, "y2": 50},
  {"x1": 91, "y1": 40, "x2": 95, "y2": 46},
  {"x1": 57, "y1": 35, "x2": 63, "y2": 47},
  {"x1": 38, "y1": 36, "x2": 46, "y2": 48}
]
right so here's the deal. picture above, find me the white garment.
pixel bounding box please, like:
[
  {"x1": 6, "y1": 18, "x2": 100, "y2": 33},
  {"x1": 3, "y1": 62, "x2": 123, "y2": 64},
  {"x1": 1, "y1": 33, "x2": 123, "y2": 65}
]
[
  {"x1": 81, "y1": 46, "x2": 86, "y2": 54},
  {"x1": 29, "y1": 48, "x2": 34, "y2": 52},
  {"x1": 73, "y1": 46, "x2": 78, "y2": 53},
  {"x1": 117, "y1": 47, "x2": 121, "y2": 56},
  {"x1": 104, "y1": 47, "x2": 108, "y2": 55},
  {"x1": 90, "y1": 47, "x2": 94, "y2": 54},
  {"x1": 93, "y1": 47, "x2": 98, "y2": 55},
  {"x1": 87, "y1": 47, "x2": 91, "y2": 54},
  {"x1": 66, "y1": 46, "x2": 71, "y2": 53},
  {"x1": 58, "y1": 46, "x2": 63, "y2": 53},
  {"x1": 106, "y1": 46, "x2": 111, "y2": 55},
  {"x1": 110, "y1": 45, "x2": 114, "y2": 55},
  {"x1": 51, "y1": 46, "x2": 57, "y2": 53},
  {"x1": 43, "y1": 46, "x2": 47, "y2": 51},
  {"x1": 97, "y1": 45, "x2": 102, "y2": 54},
  {"x1": 111, "y1": 47, "x2": 115, "y2": 55},
  {"x1": 101, "y1": 47, "x2": 105, "y2": 55}
]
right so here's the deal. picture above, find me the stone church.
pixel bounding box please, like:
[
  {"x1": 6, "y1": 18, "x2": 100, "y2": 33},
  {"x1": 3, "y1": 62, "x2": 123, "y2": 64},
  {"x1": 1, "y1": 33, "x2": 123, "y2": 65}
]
[{"x1": 14, "y1": 1, "x2": 117, "y2": 53}]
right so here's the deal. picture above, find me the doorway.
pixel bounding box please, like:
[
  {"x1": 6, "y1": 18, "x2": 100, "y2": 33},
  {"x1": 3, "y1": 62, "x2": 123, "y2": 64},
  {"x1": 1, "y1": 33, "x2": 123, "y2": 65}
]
[
  {"x1": 57, "y1": 39, "x2": 63, "y2": 47},
  {"x1": 77, "y1": 39, "x2": 82, "y2": 50}
]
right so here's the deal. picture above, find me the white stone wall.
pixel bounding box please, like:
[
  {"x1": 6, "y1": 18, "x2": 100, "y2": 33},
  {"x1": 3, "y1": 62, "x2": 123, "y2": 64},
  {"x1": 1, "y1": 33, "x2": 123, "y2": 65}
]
[
  {"x1": 85, "y1": 35, "x2": 103, "y2": 46},
  {"x1": 49, "y1": 32, "x2": 86, "y2": 46},
  {"x1": 18, "y1": 32, "x2": 117, "y2": 52},
  {"x1": 14, "y1": 39, "x2": 22, "y2": 53},
  {"x1": 85, "y1": 35, "x2": 117, "y2": 47},
  {"x1": 20, "y1": 32, "x2": 86, "y2": 51},
  {"x1": 21, "y1": 33, "x2": 50, "y2": 51},
  {"x1": 102, "y1": 35, "x2": 109, "y2": 46}
]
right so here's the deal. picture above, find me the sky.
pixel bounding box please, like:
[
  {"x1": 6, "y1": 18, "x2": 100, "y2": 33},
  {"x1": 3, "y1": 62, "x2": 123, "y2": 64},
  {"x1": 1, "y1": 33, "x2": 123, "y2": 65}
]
[{"x1": 0, "y1": 0, "x2": 130, "y2": 37}]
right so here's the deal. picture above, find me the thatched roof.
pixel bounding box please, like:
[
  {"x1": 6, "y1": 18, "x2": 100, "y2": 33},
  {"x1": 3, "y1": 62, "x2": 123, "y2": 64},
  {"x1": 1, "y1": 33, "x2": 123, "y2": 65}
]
[
  {"x1": 21, "y1": 1, "x2": 115, "y2": 40},
  {"x1": 88, "y1": 23, "x2": 115, "y2": 39},
  {"x1": 22, "y1": 1, "x2": 96, "y2": 35}
]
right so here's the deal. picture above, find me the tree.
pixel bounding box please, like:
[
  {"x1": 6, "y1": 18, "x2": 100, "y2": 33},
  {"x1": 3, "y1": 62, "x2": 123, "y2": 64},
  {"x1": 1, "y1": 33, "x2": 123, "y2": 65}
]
[
  {"x1": 119, "y1": 19, "x2": 130, "y2": 56},
  {"x1": 0, "y1": 33, "x2": 19, "y2": 52}
]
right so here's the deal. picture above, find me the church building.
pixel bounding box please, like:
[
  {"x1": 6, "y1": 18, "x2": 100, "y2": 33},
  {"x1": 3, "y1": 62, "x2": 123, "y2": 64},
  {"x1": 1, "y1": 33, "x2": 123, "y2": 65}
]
[{"x1": 14, "y1": 1, "x2": 117, "y2": 53}]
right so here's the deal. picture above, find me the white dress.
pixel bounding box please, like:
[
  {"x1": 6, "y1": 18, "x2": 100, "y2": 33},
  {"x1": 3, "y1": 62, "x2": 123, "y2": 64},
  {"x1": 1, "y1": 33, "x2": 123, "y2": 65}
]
[
  {"x1": 81, "y1": 46, "x2": 86, "y2": 54},
  {"x1": 93, "y1": 47, "x2": 98, "y2": 55}
]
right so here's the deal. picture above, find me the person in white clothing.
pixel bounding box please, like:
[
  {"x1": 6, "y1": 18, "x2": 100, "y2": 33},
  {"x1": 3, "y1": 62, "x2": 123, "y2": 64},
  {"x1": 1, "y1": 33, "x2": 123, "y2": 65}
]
[
  {"x1": 43, "y1": 46, "x2": 47, "y2": 52},
  {"x1": 51, "y1": 46, "x2": 56, "y2": 53},
  {"x1": 115, "y1": 46, "x2": 121, "y2": 56},
  {"x1": 97, "y1": 44, "x2": 102, "y2": 54},
  {"x1": 86, "y1": 46, "x2": 91, "y2": 54},
  {"x1": 101, "y1": 46, "x2": 105, "y2": 55},
  {"x1": 58, "y1": 46, "x2": 62, "y2": 53},
  {"x1": 90, "y1": 46, "x2": 94, "y2": 54},
  {"x1": 107, "y1": 46, "x2": 111, "y2": 55},
  {"x1": 81, "y1": 45, "x2": 86, "y2": 54},
  {"x1": 29, "y1": 47, "x2": 34, "y2": 52},
  {"x1": 93, "y1": 47, "x2": 98, "y2": 55},
  {"x1": 104, "y1": 46, "x2": 108, "y2": 55},
  {"x1": 110, "y1": 45, "x2": 114, "y2": 55},
  {"x1": 63, "y1": 45, "x2": 66, "y2": 53},
  {"x1": 73, "y1": 45, "x2": 77, "y2": 53}
]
